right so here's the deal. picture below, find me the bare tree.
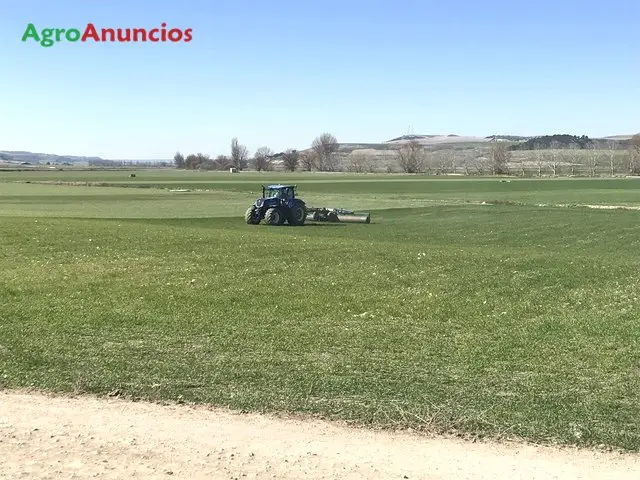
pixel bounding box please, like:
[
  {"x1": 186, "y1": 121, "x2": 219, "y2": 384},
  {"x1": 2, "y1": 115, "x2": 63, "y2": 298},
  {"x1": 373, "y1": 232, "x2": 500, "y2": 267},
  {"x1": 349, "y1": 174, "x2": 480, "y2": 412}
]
[
  {"x1": 252, "y1": 146, "x2": 273, "y2": 172},
  {"x1": 184, "y1": 153, "x2": 199, "y2": 169},
  {"x1": 197, "y1": 153, "x2": 214, "y2": 170},
  {"x1": 281, "y1": 149, "x2": 299, "y2": 172},
  {"x1": 435, "y1": 150, "x2": 457, "y2": 175},
  {"x1": 549, "y1": 141, "x2": 562, "y2": 176},
  {"x1": 424, "y1": 151, "x2": 438, "y2": 174},
  {"x1": 533, "y1": 146, "x2": 546, "y2": 177},
  {"x1": 536, "y1": 156, "x2": 544, "y2": 177},
  {"x1": 587, "y1": 144, "x2": 600, "y2": 177},
  {"x1": 365, "y1": 156, "x2": 375, "y2": 173},
  {"x1": 213, "y1": 155, "x2": 231, "y2": 170},
  {"x1": 471, "y1": 156, "x2": 489, "y2": 175},
  {"x1": 550, "y1": 155, "x2": 561, "y2": 176},
  {"x1": 347, "y1": 153, "x2": 368, "y2": 173},
  {"x1": 552, "y1": 149, "x2": 570, "y2": 176},
  {"x1": 173, "y1": 151, "x2": 185, "y2": 169},
  {"x1": 382, "y1": 151, "x2": 395, "y2": 173},
  {"x1": 448, "y1": 150, "x2": 457, "y2": 174},
  {"x1": 623, "y1": 134, "x2": 640, "y2": 175},
  {"x1": 396, "y1": 139, "x2": 425, "y2": 173},
  {"x1": 436, "y1": 151, "x2": 449, "y2": 175},
  {"x1": 606, "y1": 140, "x2": 618, "y2": 177},
  {"x1": 459, "y1": 156, "x2": 470, "y2": 175},
  {"x1": 489, "y1": 142, "x2": 510, "y2": 175},
  {"x1": 311, "y1": 133, "x2": 339, "y2": 172},
  {"x1": 628, "y1": 148, "x2": 640, "y2": 175},
  {"x1": 299, "y1": 151, "x2": 315, "y2": 171},
  {"x1": 517, "y1": 156, "x2": 526, "y2": 176},
  {"x1": 231, "y1": 137, "x2": 249, "y2": 170},
  {"x1": 566, "y1": 147, "x2": 581, "y2": 176}
]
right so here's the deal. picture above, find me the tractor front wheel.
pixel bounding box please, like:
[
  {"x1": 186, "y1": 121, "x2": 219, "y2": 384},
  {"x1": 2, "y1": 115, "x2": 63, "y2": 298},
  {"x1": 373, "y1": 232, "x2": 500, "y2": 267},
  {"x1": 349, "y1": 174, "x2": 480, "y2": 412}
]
[
  {"x1": 265, "y1": 207, "x2": 285, "y2": 226},
  {"x1": 245, "y1": 206, "x2": 260, "y2": 224}
]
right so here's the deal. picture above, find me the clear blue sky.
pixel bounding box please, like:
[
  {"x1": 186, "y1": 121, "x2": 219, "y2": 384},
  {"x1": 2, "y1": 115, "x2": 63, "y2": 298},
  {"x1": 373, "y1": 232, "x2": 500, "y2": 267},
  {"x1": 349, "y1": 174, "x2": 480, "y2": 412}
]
[{"x1": 1, "y1": 0, "x2": 639, "y2": 159}]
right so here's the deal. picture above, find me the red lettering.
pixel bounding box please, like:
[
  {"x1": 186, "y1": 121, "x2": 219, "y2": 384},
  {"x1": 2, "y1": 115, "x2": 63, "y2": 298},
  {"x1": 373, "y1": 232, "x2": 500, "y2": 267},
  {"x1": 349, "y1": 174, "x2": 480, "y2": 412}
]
[
  {"x1": 81, "y1": 23, "x2": 100, "y2": 42},
  {"x1": 168, "y1": 29, "x2": 182, "y2": 42},
  {"x1": 78, "y1": 23, "x2": 192, "y2": 44},
  {"x1": 133, "y1": 28, "x2": 147, "y2": 41},
  {"x1": 117, "y1": 29, "x2": 131, "y2": 42},
  {"x1": 101, "y1": 28, "x2": 115, "y2": 41}
]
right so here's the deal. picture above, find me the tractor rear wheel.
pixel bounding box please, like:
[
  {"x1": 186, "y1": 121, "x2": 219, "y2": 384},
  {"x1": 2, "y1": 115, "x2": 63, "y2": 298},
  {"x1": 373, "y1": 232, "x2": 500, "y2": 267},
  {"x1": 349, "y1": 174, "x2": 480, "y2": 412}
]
[
  {"x1": 288, "y1": 201, "x2": 307, "y2": 226},
  {"x1": 265, "y1": 207, "x2": 285, "y2": 225},
  {"x1": 245, "y1": 206, "x2": 260, "y2": 224}
]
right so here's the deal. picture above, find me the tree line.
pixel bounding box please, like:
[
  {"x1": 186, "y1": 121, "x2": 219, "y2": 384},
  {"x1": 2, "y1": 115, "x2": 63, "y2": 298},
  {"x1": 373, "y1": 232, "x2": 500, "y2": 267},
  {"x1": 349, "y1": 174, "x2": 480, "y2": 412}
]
[
  {"x1": 512, "y1": 134, "x2": 640, "y2": 151},
  {"x1": 174, "y1": 133, "x2": 341, "y2": 172},
  {"x1": 394, "y1": 134, "x2": 640, "y2": 176},
  {"x1": 174, "y1": 133, "x2": 640, "y2": 176},
  {"x1": 509, "y1": 134, "x2": 596, "y2": 150}
]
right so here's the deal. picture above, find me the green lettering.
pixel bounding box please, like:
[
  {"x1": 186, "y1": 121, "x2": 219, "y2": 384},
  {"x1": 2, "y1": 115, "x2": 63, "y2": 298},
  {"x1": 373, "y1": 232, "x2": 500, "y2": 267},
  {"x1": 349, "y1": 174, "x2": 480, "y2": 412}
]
[
  {"x1": 21, "y1": 23, "x2": 40, "y2": 43},
  {"x1": 41, "y1": 28, "x2": 54, "y2": 47},
  {"x1": 66, "y1": 29, "x2": 80, "y2": 42}
]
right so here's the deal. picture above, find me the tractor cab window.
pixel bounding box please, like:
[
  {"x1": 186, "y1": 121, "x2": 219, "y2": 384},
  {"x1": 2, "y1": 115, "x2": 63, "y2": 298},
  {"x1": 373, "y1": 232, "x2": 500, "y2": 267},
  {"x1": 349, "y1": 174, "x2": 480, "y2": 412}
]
[{"x1": 265, "y1": 187, "x2": 294, "y2": 199}]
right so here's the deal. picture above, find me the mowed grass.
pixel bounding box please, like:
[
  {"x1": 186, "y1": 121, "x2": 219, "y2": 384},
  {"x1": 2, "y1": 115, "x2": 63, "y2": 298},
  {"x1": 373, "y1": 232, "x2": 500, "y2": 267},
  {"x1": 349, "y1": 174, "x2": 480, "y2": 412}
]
[
  {"x1": 1, "y1": 171, "x2": 640, "y2": 451},
  {"x1": 2, "y1": 170, "x2": 640, "y2": 218}
]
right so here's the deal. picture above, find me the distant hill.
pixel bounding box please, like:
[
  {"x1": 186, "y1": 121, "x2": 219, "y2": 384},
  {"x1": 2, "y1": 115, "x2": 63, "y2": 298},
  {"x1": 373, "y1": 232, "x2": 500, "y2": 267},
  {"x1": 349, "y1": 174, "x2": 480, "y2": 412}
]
[
  {"x1": 603, "y1": 134, "x2": 639, "y2": 141},
  {"x1": 0, "y1": 151, "x2": 171, "y2": 167},
  {"x1": 3, "y1": 131, "x2": 637, "y2": 168},
  {"x1": 385, "y1": 134, "x2": 492, "y2": 145},
  {"x1": 0, "y1": 150, "x2": 103, "y2": 165},
  {"x1": 485, "y1": 135, "x2": 530, "y2": 142}
]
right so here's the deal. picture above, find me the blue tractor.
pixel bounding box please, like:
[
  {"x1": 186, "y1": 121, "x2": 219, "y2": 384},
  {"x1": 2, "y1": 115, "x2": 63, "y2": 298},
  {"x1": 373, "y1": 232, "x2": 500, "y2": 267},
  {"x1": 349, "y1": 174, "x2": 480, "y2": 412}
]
[{"x1": 245, "y1": 184, "x2": 308, "y2": 226}]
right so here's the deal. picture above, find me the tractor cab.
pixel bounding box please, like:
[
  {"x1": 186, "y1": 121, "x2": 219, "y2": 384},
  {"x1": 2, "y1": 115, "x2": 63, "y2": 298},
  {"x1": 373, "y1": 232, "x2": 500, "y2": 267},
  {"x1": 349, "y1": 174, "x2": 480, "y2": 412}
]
[
  {"x1": 260, "y1": 184, "x2": 298, "y2": 208},
  {"x1": 263, "y1": 184, "x2": 296, "y2": 201}
]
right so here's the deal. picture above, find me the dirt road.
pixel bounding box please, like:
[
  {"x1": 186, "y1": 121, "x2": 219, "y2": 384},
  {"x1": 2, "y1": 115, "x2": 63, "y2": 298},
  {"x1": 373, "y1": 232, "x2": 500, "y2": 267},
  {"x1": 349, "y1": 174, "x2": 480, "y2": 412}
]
[{"x1": 1, "y1": 390, "x2": 638, "y2": 479}]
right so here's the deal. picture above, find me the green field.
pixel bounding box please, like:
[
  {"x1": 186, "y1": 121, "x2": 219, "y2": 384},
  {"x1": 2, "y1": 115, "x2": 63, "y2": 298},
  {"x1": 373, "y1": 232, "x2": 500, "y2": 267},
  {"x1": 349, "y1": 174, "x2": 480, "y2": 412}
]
[{"x1": 1, "y1": 170, "x2": 640, "y2": 451}]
